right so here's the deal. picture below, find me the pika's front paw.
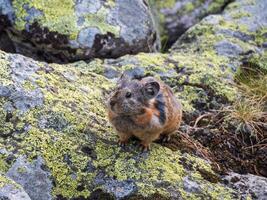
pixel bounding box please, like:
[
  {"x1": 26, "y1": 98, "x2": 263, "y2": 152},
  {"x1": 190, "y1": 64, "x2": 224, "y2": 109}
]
[
  {"x1": 162, "y1": 134, "x2": 171, "y2": 143},
  {"x1": 139, "y1": 143, "x2": 151, "y2": 152},
  {"x1": 118, "y1": 140, "x2": 128, "y2": 147}
]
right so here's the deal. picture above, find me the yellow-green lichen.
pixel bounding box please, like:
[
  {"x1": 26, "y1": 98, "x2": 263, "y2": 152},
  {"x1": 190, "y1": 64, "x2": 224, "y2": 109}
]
[
  {"x1": 0, "y1": 52, "x2": 12, "y2": 86},
  {"x1": 184, "y1": 2, "x2": 195, "y2": 12},
  {"x1": 22, "y1": 127, "x2": 91, "y2": 197},
  {"x1": 0, "y1": 155, "x2": 10, "y2": 173},
  {"x1": 0, "y1": 46, "x2": 238, "y2": 199},
  {"x1": 93, "y1": 141, "x2": 234, "y2": 198},
  {"x1": 207, "y1": 0, "x2": 228, "y2": 13},
  {"x1": 0, "y1": 174, "x2": 21, "y2": 189},
  {"x1": 0, "y1": 108, "x2": 14, "y2": 137},
  {"x1": 0, "y1": 57, "x2": 114, "y2": 198},
  {"x1": 12, "y1": 0, "x2": 120, "y2": 40},
  {"x1": 83, "y1": 6, "x2": 120, "y2": 37},
  {"x1": 23, "y1": 80, "x2": 36, "y2": 91},
  {"x1": 149, "y1": 0, "x2": 176, "y2": 9}
]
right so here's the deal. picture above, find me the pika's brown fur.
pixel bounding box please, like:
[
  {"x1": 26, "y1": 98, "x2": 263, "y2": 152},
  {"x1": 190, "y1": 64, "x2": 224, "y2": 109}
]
[{"x1": 107, "y1": 74, "x2": 182, "y2": 151}]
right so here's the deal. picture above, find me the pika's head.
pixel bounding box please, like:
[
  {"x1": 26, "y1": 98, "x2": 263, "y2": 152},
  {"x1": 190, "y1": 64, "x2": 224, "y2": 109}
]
[{"x1": 108, "y1": 74, "x2": 160, "y2": 115}]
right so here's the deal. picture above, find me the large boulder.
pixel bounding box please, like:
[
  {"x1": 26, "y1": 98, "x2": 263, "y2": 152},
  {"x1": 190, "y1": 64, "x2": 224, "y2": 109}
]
[
  {"x1": 172, "y1": 0, "x2": 267, "y2": 55},
  {"x1": 150, "y1": 0, "x2": 232, "y2": 49},
  {"x1": 0, "y1": 0, "x2": 159, "y2": 63},
  {"x1": 0, "y1": 49, "x2": 237, "y2": 199}
]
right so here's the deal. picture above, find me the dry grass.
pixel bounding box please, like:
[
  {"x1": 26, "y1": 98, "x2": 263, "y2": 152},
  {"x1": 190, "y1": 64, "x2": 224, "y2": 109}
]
[
  {"x1": 224, "y1": 67, "x2": 267, "y2": 142},
  {"x1": 235, "y1": 67, "x2": 267, "y2": 101},
  {"x1": 224, "y1": 97, "x2": 266, "y2": 139}
]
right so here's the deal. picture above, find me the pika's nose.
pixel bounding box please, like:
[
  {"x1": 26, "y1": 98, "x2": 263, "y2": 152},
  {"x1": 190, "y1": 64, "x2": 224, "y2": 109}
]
[{"x1": 110, "y1": 100, "x2": 116, "y2": 107}]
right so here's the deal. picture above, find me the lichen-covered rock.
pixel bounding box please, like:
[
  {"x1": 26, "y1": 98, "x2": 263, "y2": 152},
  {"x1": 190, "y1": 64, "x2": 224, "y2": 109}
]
[
  {"x1": 149, "y1": 0, "x2": 231, "y2": 48},
  {"x1": 0, "y1": 50, "x2": 238, "y2": 199},
  {"x1": 223, "y1": 173, "x2": 267, "y2": 200},
  {"x1": 6, "y1": 156, "x2": 52, "y2": 200},
  {"x1": 99, "y1": 0, "x2": 266, "y2": 112},
  {"x1": 0, "y1": 174, "x2": 31, "y2": 200},
  {"x1": 172, "y1": 0, "x2": 266, "y2": 56},
  {"x1": 0, "y1": 0, "x2": 159, "y2": 63}
]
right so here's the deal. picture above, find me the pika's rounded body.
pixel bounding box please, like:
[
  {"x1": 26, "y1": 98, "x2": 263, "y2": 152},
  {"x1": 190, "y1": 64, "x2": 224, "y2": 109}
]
[{"x1": 107, "y1": 75, "x2": 182, "y2": 150}]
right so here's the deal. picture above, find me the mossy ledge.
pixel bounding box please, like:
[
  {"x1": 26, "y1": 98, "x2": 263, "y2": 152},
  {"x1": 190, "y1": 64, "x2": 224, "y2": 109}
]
[{"x1": 0, "y1": 49, "x2": 236, "y2": 199}]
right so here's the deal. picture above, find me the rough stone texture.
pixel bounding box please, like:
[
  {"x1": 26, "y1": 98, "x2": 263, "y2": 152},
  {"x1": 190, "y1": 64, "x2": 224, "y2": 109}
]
[
  {"x1": 0, "y1": 49, "x2": 237, "y2": 199},
  {"x1": 223, "y1": 173, "x2": 267, "y2": 200},
  {"x1": 214, "y1": 40, "x2": 243, "y2": 57},
  {"x1": 6, "y1": 156, "x2": 52, "y2": 200},
  {"x1": 0, "y1": 175, "x2": 31, "y2": 200},
  {"x1": 172, "y1": 0, "x2": 266, "y2": 55},
  {"x1": 0, "y1": 0, "x2": 159, "y2": 63},
  {"x1": 149, "y1": 0, "x2": 232, "y2": 49}
]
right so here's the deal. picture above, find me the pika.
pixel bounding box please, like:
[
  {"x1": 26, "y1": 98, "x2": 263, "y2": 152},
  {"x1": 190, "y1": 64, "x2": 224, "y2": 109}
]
[{"x1": 107, "y1": 74, "x2": 182, "y2": 151}]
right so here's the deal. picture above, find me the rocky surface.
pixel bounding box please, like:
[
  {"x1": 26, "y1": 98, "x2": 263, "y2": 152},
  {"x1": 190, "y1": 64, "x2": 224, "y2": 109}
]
[
  {"x1": 7, "y1": 156, "x2": 52, "y2": 200},
  {"x1": 223, "y1": 173, "x2": 267, "y2": 200},
  {"x1": 0, "y1": 0, "x2": 266, "y2": 199},
  {"x1": 0, "y1": 0, "x2": 159, "y2": 63},
  {"x1": 150, "y1": 0, "x2": 232, "y2": 49},
  {"x1": 0, "y1": 174, "x2": 31, "y2": 200},
  {"x1": 0, "y1": 49, "x2": 237, "y2": 199},
  {"x1": 172, "y1": 0, "x2": 266, "y2": 54}
]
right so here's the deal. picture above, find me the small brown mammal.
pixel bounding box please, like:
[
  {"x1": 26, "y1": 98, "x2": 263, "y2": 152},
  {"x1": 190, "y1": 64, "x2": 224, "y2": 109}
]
[{"x1": 107, "y1": 74, "x2": 182, "y2": 151}]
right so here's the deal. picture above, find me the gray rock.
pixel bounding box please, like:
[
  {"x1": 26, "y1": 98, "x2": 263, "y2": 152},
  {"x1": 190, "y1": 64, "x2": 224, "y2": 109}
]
[
  {"x1": 172, "y1": 0, "x2": 266, "y2": 60},
  {"x1": 23, "y1": 5, "x2": 43, "y2": 27},
  {"x1": 38, "y1": 111, "x2": 69, "y2": 131},
  {"x1": 223, "y1": 173, "x2": 267, "y2": 200},
  {"x1": 0, "y1": 0, "x2": 13, "y2": 20},
  {"x1": 75, "y1": 0, "x2": 101, "y2": 15},
  {"x1": 150, "y1": 0, "x2": 231, "y2": 48},
  {"x1": 0, "y1": 86, "x2": 11, "y2": 97},
  {"x1": 104, "y1": 179, "x2": 137, "y2": 199},
  {"x1": 0, "y1": 54, "x2": 44, "y2": 114},
  {"x1": 109, "y1": 0, "x2": 155, "y2": 45},
  {"x1": 123, "y1": 67, "x2": 146, "y2": 80},
  {"x1": 77, "y1": 27, "x2": 100, "y2": 48},
  {"x1": 216, "y1": 29, "x2": 254, "y2": 42},
  {"x1": 0, "y1": 0, "x2": 159, "y2": 63},
  {"x1": 0, "y1": 176, "x2": 31, "y2": 200},
  {"x1": 6, "y1": 156, "x2": 53, "y2": 200},
  {"x1": 183, "y1": 176, "x2": 200, "y2": 193},
  {"x1": 3, "y1": 88, "x2": 43, "y2": 113},
  {"x1": 226, "y1": 0, "x2": 267, "y2": 33},
  {"x1": 214, "y1": 40, "x2": 243, "y2": 57},
  {"x1": 104, "y1": 67, "x2": 120, "y2": 79}
]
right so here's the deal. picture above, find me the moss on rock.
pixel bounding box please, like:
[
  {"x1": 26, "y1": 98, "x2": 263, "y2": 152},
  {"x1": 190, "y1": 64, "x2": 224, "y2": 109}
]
[
  {"x1": 2, "y1": 0, "x2": 158, "y2": 62},
  {"x1": 149, "y1": 0, "x2": 232, "y2": 49},
  {"x1": 0, "y1": 49, "x2": 237, "y2": 199},
  {"x1": 12, "y1": 0, "x2": 120, "y2": 39}
]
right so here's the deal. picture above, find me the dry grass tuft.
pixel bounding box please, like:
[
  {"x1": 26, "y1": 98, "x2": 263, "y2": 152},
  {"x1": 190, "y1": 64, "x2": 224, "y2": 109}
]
[{"x1": 224, "y1": 66, "x2": 267, "y2": 142}]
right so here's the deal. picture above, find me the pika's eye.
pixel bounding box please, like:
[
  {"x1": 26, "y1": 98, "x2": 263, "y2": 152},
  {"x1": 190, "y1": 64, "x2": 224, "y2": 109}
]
[
  {"x1": 146, "y1": 88, "x2": 154, "y2": 96},
  {"x1": 125, "y1": 92, "x2": 132, "y2": 98}
]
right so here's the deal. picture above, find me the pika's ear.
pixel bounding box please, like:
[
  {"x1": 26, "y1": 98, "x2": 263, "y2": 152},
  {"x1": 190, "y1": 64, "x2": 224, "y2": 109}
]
[
  {"x1": 143, "y1": 81, "x2": 160, "y2": 99},
  {"x1": 117, "y1": 73, "x2": 130, "y2": 87}
]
